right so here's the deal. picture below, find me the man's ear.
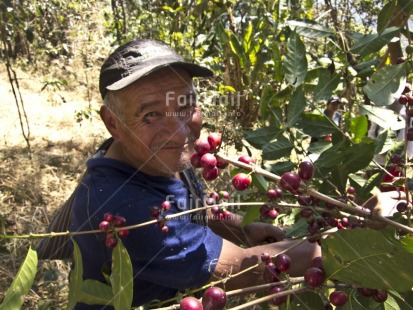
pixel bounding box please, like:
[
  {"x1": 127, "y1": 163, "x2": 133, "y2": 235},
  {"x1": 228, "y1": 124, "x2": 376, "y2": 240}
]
[{"x1": 100, "y1": 106, "x2": 123, "y2": 141}]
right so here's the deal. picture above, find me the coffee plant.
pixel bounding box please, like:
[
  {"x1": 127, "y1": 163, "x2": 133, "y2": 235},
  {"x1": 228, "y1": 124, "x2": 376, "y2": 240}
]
[{"x1": 3, "y1": 0, "x2": 413, "y2": 309}]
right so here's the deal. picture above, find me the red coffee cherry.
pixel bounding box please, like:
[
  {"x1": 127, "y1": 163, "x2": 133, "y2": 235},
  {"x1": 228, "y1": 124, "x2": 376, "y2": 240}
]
[
  {"x1": 103, "y1": 212, "x2": 113, "y2": 222},
  {"x1": 161, "y1": 200, "x2": 171, "y2": 211},
  {"x1": 112, "y1": 215, "x2": 126, "y2": 227},
  {"x1": 218, "y1": 191, "x2": 230, "y2": 200},
  {"x1": 329, "y1": 291, "x2": 348, "y2": 307},
  {"x1": 105, "y1": 237, "x2": 118, "y2": 248},
  {"x1": 232, "y1": 173, "x2": 252, "y2": 191},
  {"x1": 357, "y1": 287, "x2": 377, "y2": 297},
  {"x1": 275, "y1": 253, "x2": 291, "y2": 272},
  {"x1": 202, "y1": 286, "x2": 227, "y2": 310},
  {"x1": 399, "y1": 95, "x2": 408, "y2": 105},
  {"x1": 200, "y1": 153, "x2": 217, "y2": 169},
  {"x1": 298, "y1": 161, "x2": 314, "y2": 181},
  {"x1": 238, "y1": 155, "x2": 255, "y2": 165},
  {"x1": 190, "y1": 152, "x2": 203, "y2": 168},
  {"x1": 203, "y1": 166, "x2": 219, "y2": 181},
  {"x1": 373, "y1": 289, "x2": 388, "y2": 303},
  {"x1": 194, "y1": 139, "x2": 211, "y2": 155},
  {"x1": 261, "y1": 252, "x2": 271, "y2": 263},
  {"x1": 180, "y1": 296, "x2": 203, "y2": 310},
  {"x1": 161, "y1": 225, "x2": 169, "y2": 234},
  {"x1": 263, "y1": 262, "x2": 280, "y2": 283},
  {"x1": 118, "y1": 229, "x2": 129, "y2": 238},
  {"x1": 207, "y1": 133, "x2": 222, "y2": 151},
  {"x1": 310, "y1": 256, "x2": 324, "y2": 272},
  {"x1": 304, "y1": 267, "x2": 325, "y2": 288},
  {"x1": 280, "y1": 172, "x2": 301, "y2": 193},
  {"x1": 267, "y1": 209, "x2": 279, "y2": 220},
  {"x1": 267, "y1": 188, "x2": 283, "y2": 200},
  {"x1": 216, "y1": 158, "x2": 229, "y2": 169},
  {"x1": 269, "y1": 285, "x2": 287, "y2": 306},
  {"x1": 99, "y1": 220, "x2": 111, "y2": 232},
  {"x1": 346, "y1": 186, "x2": 356, "y2": 195}
]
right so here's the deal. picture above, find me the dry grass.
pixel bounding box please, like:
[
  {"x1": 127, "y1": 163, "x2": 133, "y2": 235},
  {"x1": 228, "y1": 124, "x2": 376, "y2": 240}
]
[{"x1": 0, "y1": 66, "x2": 106, "y2": 308}]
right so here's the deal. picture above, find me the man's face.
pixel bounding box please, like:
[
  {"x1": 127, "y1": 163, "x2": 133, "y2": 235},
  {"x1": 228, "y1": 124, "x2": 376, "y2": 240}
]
[
  {"x1": 327, "y1": 101, "x2": 339, "y2": 112},
  {"x1": 113, "y1": 67, "x2": 202, "y2": 176}
]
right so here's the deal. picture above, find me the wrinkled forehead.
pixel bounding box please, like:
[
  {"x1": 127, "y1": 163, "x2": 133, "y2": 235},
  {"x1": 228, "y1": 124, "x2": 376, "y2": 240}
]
[
  {"x1": 127, "y1": 67, "x2": 193, "y2": 92},
  {"x1": 115, "y1": 67, "x2": 195, "y2": 109}
]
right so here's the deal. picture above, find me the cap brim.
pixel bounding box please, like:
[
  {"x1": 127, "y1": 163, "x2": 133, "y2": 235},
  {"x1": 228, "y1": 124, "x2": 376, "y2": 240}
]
[{"x1": 106, "y1": 61, "x2": 213, "y2": 92}]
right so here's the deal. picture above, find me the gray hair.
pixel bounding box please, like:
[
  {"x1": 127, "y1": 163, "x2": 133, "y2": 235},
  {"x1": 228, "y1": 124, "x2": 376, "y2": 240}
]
[{"x1": 103, "y1": 91, "x2": 126, "y2": 126}]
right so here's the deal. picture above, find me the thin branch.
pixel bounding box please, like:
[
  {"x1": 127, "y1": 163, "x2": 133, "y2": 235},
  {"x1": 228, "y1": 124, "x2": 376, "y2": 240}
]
[{"x1": 216, "y1": 153, "x2": 413, "y2": 234}]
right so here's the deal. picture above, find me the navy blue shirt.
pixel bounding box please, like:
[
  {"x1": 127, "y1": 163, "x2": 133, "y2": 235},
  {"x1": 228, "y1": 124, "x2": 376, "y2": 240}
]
[{"x1": 69, "y1": 157, "x2": 223, "y2": 309}]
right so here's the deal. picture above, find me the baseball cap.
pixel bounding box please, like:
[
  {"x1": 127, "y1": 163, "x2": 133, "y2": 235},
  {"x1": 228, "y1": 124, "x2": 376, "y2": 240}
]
[
  {"x1": 99, "y1": 39, "x2": 213, "y2": 99},
  {"x1": 327, "y1": 96, "x2": 340, "y2": 104}
]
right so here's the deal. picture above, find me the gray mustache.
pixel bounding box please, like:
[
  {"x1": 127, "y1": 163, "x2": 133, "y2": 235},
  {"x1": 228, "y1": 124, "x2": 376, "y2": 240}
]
[{"x1": 151, "y1": 135, "x2": 196, "y2": 151}]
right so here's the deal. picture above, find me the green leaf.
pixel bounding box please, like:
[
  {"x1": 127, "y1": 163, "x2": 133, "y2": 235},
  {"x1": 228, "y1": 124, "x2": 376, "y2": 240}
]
[
  {"x1": 349, "y1": 173, "x2": 380, "y2": 199},
  {"x1": 343, "y1": 141, "x2": 375, "y2": 173},
  {"x1": 0, "y1": 245, "x2": 38, "y2": 310},
  {"x1": 330, "y1": 164, "x2": 348, "y2": 193},
  {"x1": 78, "y1": 280, "x2": 114, "y2": 306},
  {"x1": 287, "y1": 290, "x2": 325, "y2": 308},
  {"x1": 299, "y1": 114, "x2": 340, "y2": 137},
  {"x1": 216, "y1": 22, "x2": 229, "y2": 44},
  {"x1": 314, "y1": 143, "x2": 346, "y2": 169},
  {"x1": 251, "y1": 173, "x2": 268, "y2": 191},
  {"x1": 286, "y1": 87, "x2": 306, "y2": 128},
  {"x1": 264, "y1": 161, "x2": 295, "y2": 176},
  {"x1": 352, "y1": 288, "x2": 410, "y2": 309},
  {"x1": 322, "y1": 229, "x2": 413, "y2": 292},
  {"x1": 269, "y1": 106, "x2": 284, "y2": 129},
  {"x1": 285, "y1": 218, "x2": 308, "y2": 238},
  {"x1": 112, "y1": 238, "x2": 133, "y2": 310},
  {"x1": 260, "y1": 85, "x2": 276, "y2": 121},
  {"x1": 359, "y1": 105, "x2": 405, "y2": 131},
  {"x1": 313, "y1": 70, "x2": 341, "y2": 103},
  {"x1": 283, "y1": 31, "x2": 308, "y2": 86},
  {"x1": 243, "y1": 21, "x2": 253, "y2": 54},
  {"x1": 241, "y1": 206, "x2": 261, "y2": 227},
  {"x1": 305, "y1": 66, "x2": 325, "y2": 83},
  {"x1": 377, "y1": 1, "x2": 397, "y2": 33},
  {"x1": 374, "y1": 129, "x2": 390, "y2": 154},
  {"x1": 274, "y1": 86, "x2": 293, "y2": 101},
  {"x1": 68, "y1": 239, "x2": 83, "y2": 309},
  {"x1": 307, "y1": 140, "x2": 333, "y2": 155},
  {"x1": 244, "y1": 127, "x2": 281, "y2": 149},
  {"x1": 400, "y1": 235, "x2": 413, "y2": 254},
  {"x1": 262, "y1": 136, "x2": 294, "y2": 160},
  {"x1": 363, "y1": 63, "x2": 407, "y2": 106},
  {"x1": 349, "y1": 115, "x2": 368, "y2": 143},
  {"x1": 228, "y1": 32, "x2": 247, "y2": 68},
  {"x1": 351, "y1": 26, "x2": 401, "y2": 55},
  {"x1": 286, "y1": 20, "x2": 334, "y2": 38},
  {"x1": 398, "y1": 0, "x2": 413, "y2": 16}
]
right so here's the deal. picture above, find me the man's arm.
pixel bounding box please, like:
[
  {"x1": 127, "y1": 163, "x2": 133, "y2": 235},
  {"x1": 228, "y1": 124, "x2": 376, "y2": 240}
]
[
  {"x1": 206, "y1": 209, "x2": 285, "y2": 246},
  {"x1": 209, "y1": 238, "x2": 320, "y2": 290},
  {"x1": 207, "y1": 191, "x2": 404, "y2": 290}
]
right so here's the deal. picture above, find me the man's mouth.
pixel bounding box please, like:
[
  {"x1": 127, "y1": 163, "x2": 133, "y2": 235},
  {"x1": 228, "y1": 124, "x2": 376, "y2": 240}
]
[{"x1": 151, "y1": 136, "x2": 196, "y2": 151}]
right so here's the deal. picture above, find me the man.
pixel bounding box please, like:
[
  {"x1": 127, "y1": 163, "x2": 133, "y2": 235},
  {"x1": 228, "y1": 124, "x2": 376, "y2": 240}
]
[
  {"x1": 324, "y1": 95, "x2": 342, "y2": 127},
  {"x1": 66, "y1": 39, "x2": 316, "y2": 309},
  {"x1": 67, "y1": 39, "x2": 402, "y2": 309}
]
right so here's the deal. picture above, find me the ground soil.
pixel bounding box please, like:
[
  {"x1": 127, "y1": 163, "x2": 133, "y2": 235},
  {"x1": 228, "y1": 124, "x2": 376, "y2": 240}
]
[{"x1": 0, "y1": 66, "x2": 106, "y2": 309}]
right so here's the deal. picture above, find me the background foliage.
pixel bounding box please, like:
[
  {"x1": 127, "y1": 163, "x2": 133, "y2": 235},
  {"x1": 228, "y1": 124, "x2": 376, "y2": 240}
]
[{"x1": 2, "y1": 0, "x2": 413, "y2": 308}]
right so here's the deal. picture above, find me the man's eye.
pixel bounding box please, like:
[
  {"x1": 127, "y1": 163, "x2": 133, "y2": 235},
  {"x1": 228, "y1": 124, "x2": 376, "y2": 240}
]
[
  {"x1": 180, "y1": 104, "x2": 193, "y2": 110},
  {"x1": 145, "y1": 111, "x2": 159, "y2": 117},
  {"x1": 143, "y1": 111, "x2": 161, "y2": 123}
]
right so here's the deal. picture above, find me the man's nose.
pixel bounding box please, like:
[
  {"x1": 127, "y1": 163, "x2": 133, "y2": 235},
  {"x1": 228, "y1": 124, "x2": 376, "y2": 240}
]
[{"x1": 163, "y1": 114, "x2": 190, "y2": 136}]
